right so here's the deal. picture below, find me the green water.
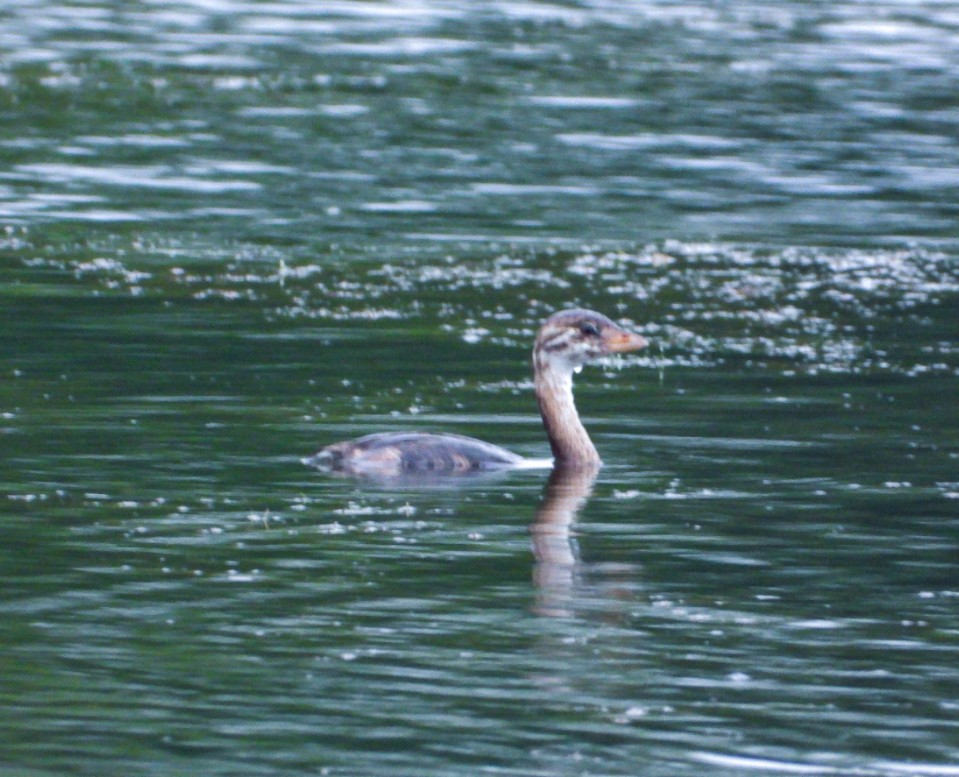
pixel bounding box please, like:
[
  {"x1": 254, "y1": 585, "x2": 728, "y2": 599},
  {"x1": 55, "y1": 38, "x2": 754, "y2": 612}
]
[{"x1": 2, "y1": 2, "x2": 958, "y2": 775}]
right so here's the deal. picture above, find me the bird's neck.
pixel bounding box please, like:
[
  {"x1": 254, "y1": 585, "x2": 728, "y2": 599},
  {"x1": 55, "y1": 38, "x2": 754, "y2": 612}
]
[{"x1": 534, "y1": 357, "x2": 601, "y2": 468}]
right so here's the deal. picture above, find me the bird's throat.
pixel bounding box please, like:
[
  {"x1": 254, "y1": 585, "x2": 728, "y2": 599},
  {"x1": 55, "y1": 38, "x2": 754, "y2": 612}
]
[{"x1": 534, "y1": 363, "x2": 601, "y2": 468}]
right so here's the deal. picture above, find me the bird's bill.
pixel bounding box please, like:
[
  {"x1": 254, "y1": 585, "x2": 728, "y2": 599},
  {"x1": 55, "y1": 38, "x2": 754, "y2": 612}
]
[{"x1": 603, "y1": 328, "x2": 648, "y2": 353}]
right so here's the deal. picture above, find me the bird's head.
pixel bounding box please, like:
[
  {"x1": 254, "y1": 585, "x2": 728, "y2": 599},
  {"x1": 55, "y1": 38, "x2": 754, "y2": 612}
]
[{"x1": 533, "y1": 309, "x2": 647, "y2": 374}]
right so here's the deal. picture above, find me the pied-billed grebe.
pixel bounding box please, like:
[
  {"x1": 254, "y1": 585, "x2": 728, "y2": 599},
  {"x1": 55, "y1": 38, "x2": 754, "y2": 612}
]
[{"x1": 306, "y1": 308, "x2": 647, "y2": 475}]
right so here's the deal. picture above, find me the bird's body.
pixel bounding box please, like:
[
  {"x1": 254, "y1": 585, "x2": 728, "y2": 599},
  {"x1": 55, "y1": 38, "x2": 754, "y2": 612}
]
[
  {"x1": 307, "y1": 431, "x2": 522, "y2": 475},
  {"x1": 307, "y1": 309, "x2": 646, "y2": 476}
]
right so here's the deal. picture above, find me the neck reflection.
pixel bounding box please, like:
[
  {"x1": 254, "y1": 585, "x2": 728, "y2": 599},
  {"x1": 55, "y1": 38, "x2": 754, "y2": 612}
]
[{"x1": 530, "y1": 464, "x2": 599, "y2": 617}]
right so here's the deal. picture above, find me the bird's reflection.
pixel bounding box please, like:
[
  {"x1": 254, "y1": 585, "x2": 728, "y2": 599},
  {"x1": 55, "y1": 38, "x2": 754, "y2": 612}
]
[
  {"x1": 529, "y1": 464, "x2": 599, "y2": 617},
  {"x1": 317, "y1": 459, "x2": 601, "y2": 617}
]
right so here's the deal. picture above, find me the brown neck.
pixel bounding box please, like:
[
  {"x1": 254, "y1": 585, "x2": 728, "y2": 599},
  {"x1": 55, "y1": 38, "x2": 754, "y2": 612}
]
[{"x1": 533, "y1": 356, "x2": 601, "y2": 468}]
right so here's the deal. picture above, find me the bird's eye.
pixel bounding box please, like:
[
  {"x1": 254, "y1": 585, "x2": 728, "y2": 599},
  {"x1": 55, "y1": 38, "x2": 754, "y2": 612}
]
[{"x1": 578, "y1": 321, "x2": 601, "y2": 337}]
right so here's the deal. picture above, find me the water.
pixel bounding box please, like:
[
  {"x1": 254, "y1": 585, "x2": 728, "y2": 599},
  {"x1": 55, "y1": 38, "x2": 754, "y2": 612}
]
[{"x1": 2, "y1": 2, "x2": 958, "y2": 775}]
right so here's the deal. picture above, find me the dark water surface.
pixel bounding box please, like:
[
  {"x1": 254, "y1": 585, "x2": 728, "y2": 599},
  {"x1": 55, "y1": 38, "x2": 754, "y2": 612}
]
[{"x1": 2, "y1": 2, "x2": 959, "y2": 776}]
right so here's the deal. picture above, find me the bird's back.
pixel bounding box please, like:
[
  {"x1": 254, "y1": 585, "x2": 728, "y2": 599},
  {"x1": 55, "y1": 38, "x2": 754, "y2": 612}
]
[{"x1": 306, "y1": 431, "x2": 523, "y2": 476}]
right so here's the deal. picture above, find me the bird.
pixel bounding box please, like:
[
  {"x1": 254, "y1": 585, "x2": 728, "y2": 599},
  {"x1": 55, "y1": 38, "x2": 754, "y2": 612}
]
[{"x1": 306, "y1": 308, "x2": 647, "y2": 476}]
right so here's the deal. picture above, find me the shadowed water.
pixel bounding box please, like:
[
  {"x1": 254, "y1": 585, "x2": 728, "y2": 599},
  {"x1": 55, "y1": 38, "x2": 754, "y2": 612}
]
[{"x1": 1, "y1": 2, "x2": 958, "y2": 776}]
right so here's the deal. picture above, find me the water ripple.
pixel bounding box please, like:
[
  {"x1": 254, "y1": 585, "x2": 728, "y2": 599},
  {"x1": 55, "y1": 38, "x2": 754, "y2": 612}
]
[{"x1": 20, "y1": 238, "x2": 954, "y2": 377}]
